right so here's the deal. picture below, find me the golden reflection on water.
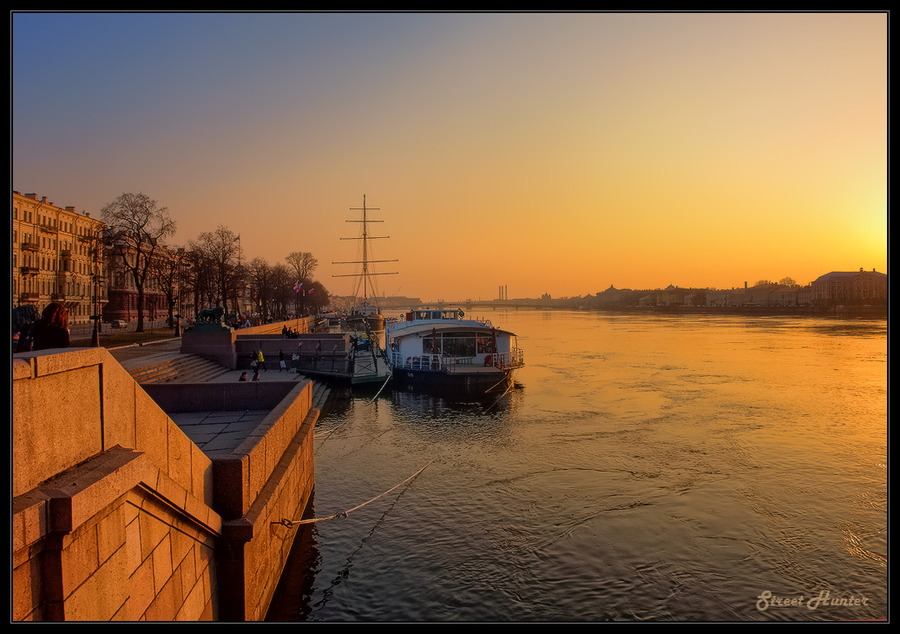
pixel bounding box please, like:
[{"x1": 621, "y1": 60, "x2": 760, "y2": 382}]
[{"x1": 272, "y1": 310, "x2": 886, "y2": 622}]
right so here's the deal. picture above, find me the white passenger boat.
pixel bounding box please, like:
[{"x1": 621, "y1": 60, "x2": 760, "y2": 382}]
[{"x1": 387, "y1": 308, "x2": 524, "y2": 396}]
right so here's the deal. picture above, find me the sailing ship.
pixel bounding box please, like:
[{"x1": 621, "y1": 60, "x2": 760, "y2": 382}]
[{"x1": 332, "y1": 195, "x2": 396, "y2": 386}]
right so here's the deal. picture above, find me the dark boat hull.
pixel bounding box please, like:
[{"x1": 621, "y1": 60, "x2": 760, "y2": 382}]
[
  {"x1": 390, "y1": 366, "x2": 514, "y2": 398},
  {"x1": 346, "y1": 313, "x2": 385, "y2": 334}
]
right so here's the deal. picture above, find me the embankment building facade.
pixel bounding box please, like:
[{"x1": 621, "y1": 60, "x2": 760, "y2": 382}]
[
  {"x1": 13, "y1": 190, "x2": 171, "y2": 326},
  {"x1": 13, "y1": 191, "x2": 107, "y2": 326}
]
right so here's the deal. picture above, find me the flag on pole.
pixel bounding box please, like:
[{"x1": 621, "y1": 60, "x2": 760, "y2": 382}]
[
  {"x1": 293, "y1": 281, "x2": 303, "y2": 293},
  {"x1": 307, "y1": 288, "x2": 316, "y2": 295}
]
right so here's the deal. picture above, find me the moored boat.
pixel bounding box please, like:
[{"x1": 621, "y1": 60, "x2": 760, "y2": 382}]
[{"x1": 387, "y1": 307, "x2": 524, "y2": 396}]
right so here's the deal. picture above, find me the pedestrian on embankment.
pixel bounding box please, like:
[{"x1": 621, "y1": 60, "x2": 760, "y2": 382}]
[{"x1": 32, "y1": 302, "x2": 70, "y2": 351}]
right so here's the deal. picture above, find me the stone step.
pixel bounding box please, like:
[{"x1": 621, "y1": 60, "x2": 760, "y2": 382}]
[
  {"x1": 310, "y1": 381, "x2": 331, "y2": 411},
  {"x1": 129, "y1": 354, "x2": 231, "y2": 384}
]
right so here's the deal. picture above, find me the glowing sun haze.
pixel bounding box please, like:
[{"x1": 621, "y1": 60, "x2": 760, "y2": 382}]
[{"x1": 12, "y1": 11, "x2": 887, "y2": 301}]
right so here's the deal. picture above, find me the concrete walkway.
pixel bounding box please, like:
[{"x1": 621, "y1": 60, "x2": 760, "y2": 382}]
[{"x1": 168, "y1": 409, "x2": 270, "y2": 456}]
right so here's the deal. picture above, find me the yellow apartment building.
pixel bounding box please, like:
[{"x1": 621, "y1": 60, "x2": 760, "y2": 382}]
[{"x1": 12, "y1": 191, "x2": 107, "y2": 326}]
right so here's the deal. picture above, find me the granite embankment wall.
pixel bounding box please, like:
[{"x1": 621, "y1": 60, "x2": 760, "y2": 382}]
[
  {"x1": 234, "y1": 333, "x2": 351, "y2": 373},
  {"x1": 12, "y1": 347, "x2": 317, "y2": 621},
  {"x1": 180, "y1": 316, "x2": 315, "y2": 369},
  {"x1": 143, "y1": 380, "x2": 317, "y2": 621},
  {"x1": 238, "y1": 316, "x2": 312, "y2": 336},
  {"x1": 12, "y1": 347, "x2": 219, "y2": 621}
]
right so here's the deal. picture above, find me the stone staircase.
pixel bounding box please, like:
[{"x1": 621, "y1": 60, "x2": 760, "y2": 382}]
[
  {"x1": 128, "y1": 354, "x2": 232, "y2": 384},
  {"x1": 125, "y1": 352, "x2": 334, "y2": 412},
  {"x1": 310, "y1": 381, "x2": 332, "y2": 412}
]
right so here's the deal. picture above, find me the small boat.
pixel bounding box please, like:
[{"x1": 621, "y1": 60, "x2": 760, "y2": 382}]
[
  {"x1": 387, "y1": 307, "x2": 524, "y2": 396},
  {"x1": 349, "y1": 331, "x2": 392, "y2": 387}
]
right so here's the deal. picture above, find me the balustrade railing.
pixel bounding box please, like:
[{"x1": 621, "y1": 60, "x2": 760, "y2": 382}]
[{"x1": 391, "y1": 349, "x2": 524, "y2": 371}]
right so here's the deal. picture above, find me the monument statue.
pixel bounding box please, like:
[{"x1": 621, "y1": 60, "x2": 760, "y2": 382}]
[{"x1": 186, "y1": 305, "x2": 229, "y2": 332}]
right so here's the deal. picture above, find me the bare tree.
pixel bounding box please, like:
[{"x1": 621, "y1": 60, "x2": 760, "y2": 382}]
[
  {"x1": 285, "y1": 251, "x2": 319, "y2": 282},
  {"x1": 270, "y1": 264, "x2": 293, "y2": 321},
  {"x1": 183, "y1": 246, "x2": 215, "y2": 318},
  {"x1": 149, "y1": 246, "x2": 188, "y2": 327},
  {"x1": 285, "y1": 251, "x2": 319, "y2": 315},
  {"x1": 247, "y1": 257, "x2": 273, "y2": 322},
  {"x1": 192, "y1": 226, "x2": 243, "y2": 320},
  {"x1": 101, "y1": 193, "x2": 176, "y2": 332}
]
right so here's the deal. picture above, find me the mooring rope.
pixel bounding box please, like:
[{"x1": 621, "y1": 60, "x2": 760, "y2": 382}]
[
  {"x1": 370, "y1": 370, "x2": 393, "y2": 403},
  {"x1": 273, "y1": 459, "x2": 434, "y2": 527},
  {"x1": 484, "y1": 386, "x2": 512, "y2": 412},
  {"x1": 314, "y1": 420, "x2": 348, "y2": 441},
  {"x1": 484, "y1": 376, "x2": 509, "y2": 394}
]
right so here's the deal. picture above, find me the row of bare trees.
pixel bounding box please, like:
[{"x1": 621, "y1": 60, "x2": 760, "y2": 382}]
[
  {"x1": 101, "y1": 192, "x2": 330, "y2": 332},
  {"x1": 246, "y1": 256, "x2": 329, "y2": 323}
]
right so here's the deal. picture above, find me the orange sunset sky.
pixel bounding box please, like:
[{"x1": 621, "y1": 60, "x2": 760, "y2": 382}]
[{"x1": 12, "y1": 11, "x2": 887, "y2": 301}]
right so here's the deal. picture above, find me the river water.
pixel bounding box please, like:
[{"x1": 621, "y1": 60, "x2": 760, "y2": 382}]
[{"x1": 266, "y1": 309, "x2": 887, "y2": 622}]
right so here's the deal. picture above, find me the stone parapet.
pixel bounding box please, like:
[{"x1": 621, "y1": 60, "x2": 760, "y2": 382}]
[
  {"x1": 180, "y1": 330, "x2": 237, "y2": 369},
  {"x1": 12, "y1": 345, "x2": 317, "y2": 621},
  {"x1": 141, "y1": 380, "x2": 313, "y2": 519},
  {"x1": 217, "y1": 406, "x2": 317, "y2": 621},
  {"x1": 237, "y1": 316, "x2": 311, "y2": 336},
  {"x1": 12, "y1": 447, "x2": 221, "y2": 621},
  {"x1": 141, "y1": 380, "x2": 317, "y2": 621},
  {"x1": 12, "y1": 347, "x2": 213, "y2": 505},
  {"x1": 142, "y1": 381, "x2": 301, "y2": 415},
  {"x1": 12, "y1": 347, "x2": 219, "y2": 621}
]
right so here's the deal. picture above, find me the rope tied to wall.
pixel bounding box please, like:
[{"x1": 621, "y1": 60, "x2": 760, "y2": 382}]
[{"x1": 273, "y1": 459, "x2": 435, "y2": 528}]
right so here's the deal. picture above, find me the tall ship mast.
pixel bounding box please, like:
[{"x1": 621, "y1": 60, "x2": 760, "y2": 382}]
[{"x1": 332, "y1": 195, "x2": 398, "y2": 333}]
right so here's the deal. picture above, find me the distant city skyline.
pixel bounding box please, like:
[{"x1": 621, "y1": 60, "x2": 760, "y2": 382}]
[
  {"x1": 12, "y1": 11, "x2": 887, "y2": 299},
  {"x1": 348, "y1": 266, "x2": 885, "y2": 304}
]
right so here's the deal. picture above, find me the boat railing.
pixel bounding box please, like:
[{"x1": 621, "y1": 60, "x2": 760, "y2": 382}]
[
  {"x1": 391, "y1": 349, "x2": 524, "y2": 371},
  {"x1": 488, "y1": 348, "x2": 525, "y2": 370}
]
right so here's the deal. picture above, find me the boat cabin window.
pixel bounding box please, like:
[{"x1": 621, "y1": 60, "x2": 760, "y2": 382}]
[
  {"x1": 476, "y1": 335, "x2": 495, "y2": 354},
  {"x1": 412, "y1": 309, "x2": 461, "y2": 321},
  {"x1": 422, "y1": 334, "x2": 492, "y2": 357}
]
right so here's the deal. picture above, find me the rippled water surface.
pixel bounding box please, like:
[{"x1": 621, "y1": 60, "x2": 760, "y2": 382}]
[{"x1": 266, "y1": 310, "x2": 887, "y2": 622}]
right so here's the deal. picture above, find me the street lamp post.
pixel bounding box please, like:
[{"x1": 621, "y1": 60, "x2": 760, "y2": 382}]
[
  {"x1": 175, "y1": 247, "x2": 185, "y2": 337},
  {"x1": 90, "y1": 228, "x2": 104, "y2": 347}
]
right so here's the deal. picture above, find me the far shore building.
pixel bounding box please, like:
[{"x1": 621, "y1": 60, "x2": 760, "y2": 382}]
[
  {"x1": 12, "y1": 191, "x2": 107, "y2": 326},
  {"x1": 595, "y1": 285, "x2": 633, "y2": 307},
  {"x1": 811, "y1": 269, "x2": 887, "y2": 306},
  {"x1": 705, "y1": 271, "x2": 885, "y2": 308},
  {"x1": 706, "y1": 283, "x2": 812, "y2": 307}
]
